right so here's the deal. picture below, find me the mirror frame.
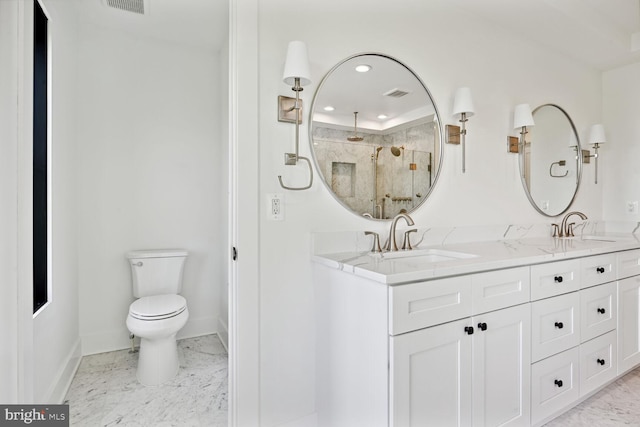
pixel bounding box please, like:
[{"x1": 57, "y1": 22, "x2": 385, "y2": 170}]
[
  {"x1": 519, "y1": 103, "x2": 583, "y2": 217},
  {"x1": 308, "y1": 52, "x2": 444, "y2": 221}
]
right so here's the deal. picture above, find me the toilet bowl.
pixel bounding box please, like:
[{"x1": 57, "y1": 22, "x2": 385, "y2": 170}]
[
  {"x1": 126, "y1": 250, "x2": 189, "y2": 386},
  {"x1": 126, "y1": 295, "x2": 189, "y2": 385}
]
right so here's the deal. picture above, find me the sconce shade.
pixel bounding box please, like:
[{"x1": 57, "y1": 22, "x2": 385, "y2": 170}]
[
  {"x1": 589, "y1": 124, "x2": 606, "y2": 145},
  {"x1": 283, "y1": 41, "x2": 311, "y2": 86},
  {"x1": 452, "y1": 87, "x2": 475, "y2": 118},
  {"x1": 513, "y1": 104, "x2": 534, "y2": 129}
]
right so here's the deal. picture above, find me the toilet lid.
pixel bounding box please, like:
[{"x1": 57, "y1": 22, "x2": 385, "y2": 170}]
[{"x1": 129, "y1": 294, "x2": 187, "y2": 320}]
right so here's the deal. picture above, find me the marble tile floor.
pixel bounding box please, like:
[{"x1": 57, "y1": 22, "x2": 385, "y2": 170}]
[
  {"x1": 544, "y1": 366, "x2": 640, "y2": 426},
  {"x1": 64, "y1": 334, "x2": 227, "y2": 427}
]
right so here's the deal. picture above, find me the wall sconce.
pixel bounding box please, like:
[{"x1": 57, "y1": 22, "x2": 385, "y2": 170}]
[
  {"x1": 446, "y1": 87, "x2": 475, "y2": 173},
  {"x1": 277, "y1": 41, "x2": 313, "y2": 191},
  {"x1": 512, "y1": 103, "x2": 535, "y2": 152},
  {"x1": 585, "y1": 124, "x2": 606, "y2": 184}
]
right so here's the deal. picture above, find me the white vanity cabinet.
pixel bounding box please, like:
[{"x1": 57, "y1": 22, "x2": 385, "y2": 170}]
[
  {"x1": 390, "y1": 303, "x2": 531, "y2": 427},
  {"x1": 315, "y1": 243, "x2": 640, "y2": 427}
]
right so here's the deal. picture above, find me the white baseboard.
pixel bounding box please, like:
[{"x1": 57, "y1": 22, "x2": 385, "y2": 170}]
[
  {"x1": 44, "y1": 338, "x2": 82, "y2": 404},
  {"x1": 81, "y1": 316, "x2": 217, "y2": 355},
  {"x1": 217, "y1": 316, "x2": 228, "y2": 352},
  {"x1": 278, "y1": 413, "x2": 318, "y2": 427}
]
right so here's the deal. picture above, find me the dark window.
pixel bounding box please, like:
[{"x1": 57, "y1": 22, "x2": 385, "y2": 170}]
[{"x1": 33, "y1": 0, "x2": 48, "y2": 313}]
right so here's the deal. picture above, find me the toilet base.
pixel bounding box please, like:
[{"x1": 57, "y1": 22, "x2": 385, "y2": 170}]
[{"x1": 136, "y1": 334, "x2": 180, "y2": 386}]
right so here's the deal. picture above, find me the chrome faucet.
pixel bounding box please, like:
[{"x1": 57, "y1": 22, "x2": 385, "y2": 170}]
[
  {"x1": 384, "y1": 213, "x2": 415, "y2": 251},
  {"x1": 554, "y1": 211, "x2": 588, "y2": 237}
]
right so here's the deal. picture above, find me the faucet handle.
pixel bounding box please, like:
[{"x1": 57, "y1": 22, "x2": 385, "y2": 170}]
[
  {"x1": 364, "y1": 231, "x2": 382, "y2": 253},
  {"x1": 567, "y1": 222, "x2": 576, "y2": 237},
  {"x1": 402, "y1": 229, "x2": 417, "y2": 251},
  {"x1": 551, "y1": 223, "x2": 560, "y2": 237}
]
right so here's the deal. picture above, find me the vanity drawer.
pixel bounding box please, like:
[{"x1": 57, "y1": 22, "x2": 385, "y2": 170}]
[
  {"x1": 580, "y1": 282, "x2": 616, "y2": 343},
  {"x1": 531, "y1": 292, "x2": 580, "y2": 362},
  {"x1": 389, "y1": 276, "x2": 472, "y2": 335},
  {"x1": 579, "y1": 330, "x2": 617, "y2": 397},
  {"x1": 470, "y1": 267, "x2": 530, "y2": 315},
  {"x1": 531, "y1": 259, "x2": 581, "y2": 301},
  {"x1": 617, "y1": 249, "x2": 640, "y2": 280},
  {"x1": 531, "y1": 347, "x2": 580, "y2": 425},
  {"x1": 580, "y1": 253, "x2": 616, "y2": 289}
]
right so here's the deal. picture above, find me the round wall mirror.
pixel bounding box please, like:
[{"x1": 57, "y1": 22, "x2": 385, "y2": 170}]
[
  {"x1": 520, "y1": 104, "x2": 582, "y2": 217},
  {"x1": 309, "y1": 53, "x2": 443, "y2": 220}
]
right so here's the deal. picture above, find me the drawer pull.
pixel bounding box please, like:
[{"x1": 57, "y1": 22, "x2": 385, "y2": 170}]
[
  {"x1": 596, "y1": 267, "x2": 605, "y2": 274},
  {"x1": 597, "y1": 307, "x2": 606, "y2": 314},
  {"x1": 554, "y1": 322, "x2": 564, "y2": 329},
  {"x1": 464, "y1": 326, "x2": 474, "y2": 335},
  {"x1": 554, "y1": 379, "x2": 563, "y2": 387},
  {"x1": 554, "y1": 276, "x2": 564, "y2": 283},
  {"x1": 597, "y1": 358, "x2": 606, "y2": 366},
  {"x1": 477, "y1": 322, "x2": 487, "y2": 331}
]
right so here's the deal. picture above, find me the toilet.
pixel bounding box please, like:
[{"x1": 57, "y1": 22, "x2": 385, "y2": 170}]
[{"x1": 125, "y1": 249, "x2": 189, "y2": 386}]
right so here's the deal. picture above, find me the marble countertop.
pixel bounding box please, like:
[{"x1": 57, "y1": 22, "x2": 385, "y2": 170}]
[{"x1": 312, "y1": 233, "x2": 640, "y2": 285}]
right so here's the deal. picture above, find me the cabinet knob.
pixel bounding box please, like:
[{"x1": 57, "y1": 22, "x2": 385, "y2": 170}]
[
  {"x1": 596, "y1": 267, "x2": 605, "y2": 274},
  {"x1": 554, "y1": 276, "x2": 564, "y2": 283},
  {"x1": 464, "y1": 326, "x2": 474, "y2": 335},
  {"x1": 554, "y1": 322, "x2": 564, "y2": 329},
  {"x1": 477, "y1": 322, "x2": 487, "y2": 331},
  {"x1": 597, "y1": 358, "x2": 606, "y2": 366},
  {"x1": 554, "y1": 379, "x2": 563, "y2": 387},
  {"x1": 597, "y1": 307, "x2": 606, "y2": 314}
]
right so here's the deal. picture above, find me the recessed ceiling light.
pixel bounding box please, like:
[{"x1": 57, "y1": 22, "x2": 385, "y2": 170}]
[
  {"x1": 324, "y1": 106, "x2": 335, "y2": 111},
  {"x1": 355, "y1": 64, "x2": 372, "y2": 73},
  {"x1": 377, "y1": 114, "x2": 388, "y2": 119}
]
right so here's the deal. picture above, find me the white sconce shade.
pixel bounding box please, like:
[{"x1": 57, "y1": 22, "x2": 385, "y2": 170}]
[
  {"x1": 589, "y1": 124, "x2": 606, "y2": 145},
  {"x1": 452, "y1": 87, "x2": 475, "y2": 118},
  {"x1": 513, "y1": 104, "x2": 534, "y2": 129},
  {"x1": 283, "y1": 41, "x2": 311, "y2": 86}
]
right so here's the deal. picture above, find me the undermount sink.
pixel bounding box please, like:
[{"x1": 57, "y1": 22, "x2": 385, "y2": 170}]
[{"x1": 372, "y1": 248, "x2": 478, "y2": 263}]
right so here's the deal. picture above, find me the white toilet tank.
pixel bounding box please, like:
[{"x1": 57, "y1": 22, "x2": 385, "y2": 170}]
[{"x1": 127, "y1": 249, "x2": 188, "y2": 298}]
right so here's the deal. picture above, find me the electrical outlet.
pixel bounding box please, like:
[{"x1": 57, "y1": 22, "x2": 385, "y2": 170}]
[
  {"x1": 267, "y1": 193, "x2": 284, "y2": 220},
  {"x1": 627, "y1": 201, "x2": 638, "y2": 214}
]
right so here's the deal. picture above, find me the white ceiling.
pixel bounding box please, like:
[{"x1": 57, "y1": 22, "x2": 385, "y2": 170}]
[
  {"x1": 75, "y1": 0, "x2": 640, "y2": 69},
  {"x1": 76, "y1": 0, "x2": 229, "y2": 51}
]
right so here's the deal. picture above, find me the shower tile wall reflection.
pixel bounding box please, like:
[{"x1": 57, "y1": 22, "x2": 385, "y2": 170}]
[
  {"x1": 64, "y1": 334, "x2": 227, "y2": 426},
  {"x1": 313, "y1": 121, "x2": 437, "y2": 219}
]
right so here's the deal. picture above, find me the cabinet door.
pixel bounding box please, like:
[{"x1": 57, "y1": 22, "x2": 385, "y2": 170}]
[
  {"x1": 472, "y1": 304, "x2": 531, "y2": 427},
  {"x1": 390, "y1": 318, "x2": 472, "y2": 427},
  {"x1": 618, "y1": 276, "x2": 640, "y2": 374}
]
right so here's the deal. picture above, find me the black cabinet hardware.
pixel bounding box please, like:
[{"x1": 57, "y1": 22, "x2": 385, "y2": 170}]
[
  {"x1": 554, "y1": 379, "x2": 563, "y2": 387},
  {"x1": 464, "y1": 326, "x2": 474, "y2": 335},
  {"x1": 597, "y1": 308, "x2": 606, "y2": 314},
  {"x1": 477, "y1": 322, "x2": 487, "y2": 331},
  {"x1": 554, "y1": 322, "x2": 564, "y2": 329},
  {"x1": 596, "y1": 267, "x2": 605, "y2": 274},
  {"x1": 597, "y1": 358, "x2": 605, "y2": 366},
  {"x1": 554, "y1": 276, "x2": 563, "y2": 283}
]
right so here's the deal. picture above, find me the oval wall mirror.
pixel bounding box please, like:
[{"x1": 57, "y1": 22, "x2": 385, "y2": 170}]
[
  {"x1": 520, "y1": 104, "x2": 582, "y2": 217},
  {"x1": 309, "y1": 53, "x2": 443, "y2": 220}
]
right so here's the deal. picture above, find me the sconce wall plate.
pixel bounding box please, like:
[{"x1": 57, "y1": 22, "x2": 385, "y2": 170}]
[
  {"x1": 582, "y1": 149, "x2": 591, "y2": 164},
  {"x1": 507, "y1": 136, "x2": 519, "y2": 153},
  {"x1": 278, "y1": 95, "x2": 303, "y2": 124},
  {"x1": 446, "y1": 124, "x2": 461, "y2": 145}
]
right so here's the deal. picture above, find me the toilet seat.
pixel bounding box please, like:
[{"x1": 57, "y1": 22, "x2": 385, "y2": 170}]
[{"x1": 129, "y1": 294, "x2": 187, "y2": 321}]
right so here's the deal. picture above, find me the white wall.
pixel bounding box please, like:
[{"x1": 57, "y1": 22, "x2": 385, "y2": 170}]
[
  {"x1": 76, "y1": 24, "x2": 227, "y2": 354},
  {"x1": 602, "y1": 62, "x2": 640, "y2": 222},
  {"x1": 0, "y1": 0, "x2": 21, "y2": 403},
  {"x1": 32, "y1": 0, "x2": 82, "y2": 403},
  {"x1": 252, "y1": 1, "x2": 603, "y2": 425}
]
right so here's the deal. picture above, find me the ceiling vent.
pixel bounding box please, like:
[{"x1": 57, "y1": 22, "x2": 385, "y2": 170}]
[
  {"x1": 383, "y1": 88, "x2": 410, "y2": 98},
  {"x1": 104, "y1": 0, "x2": 146, "y2": 15}
]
